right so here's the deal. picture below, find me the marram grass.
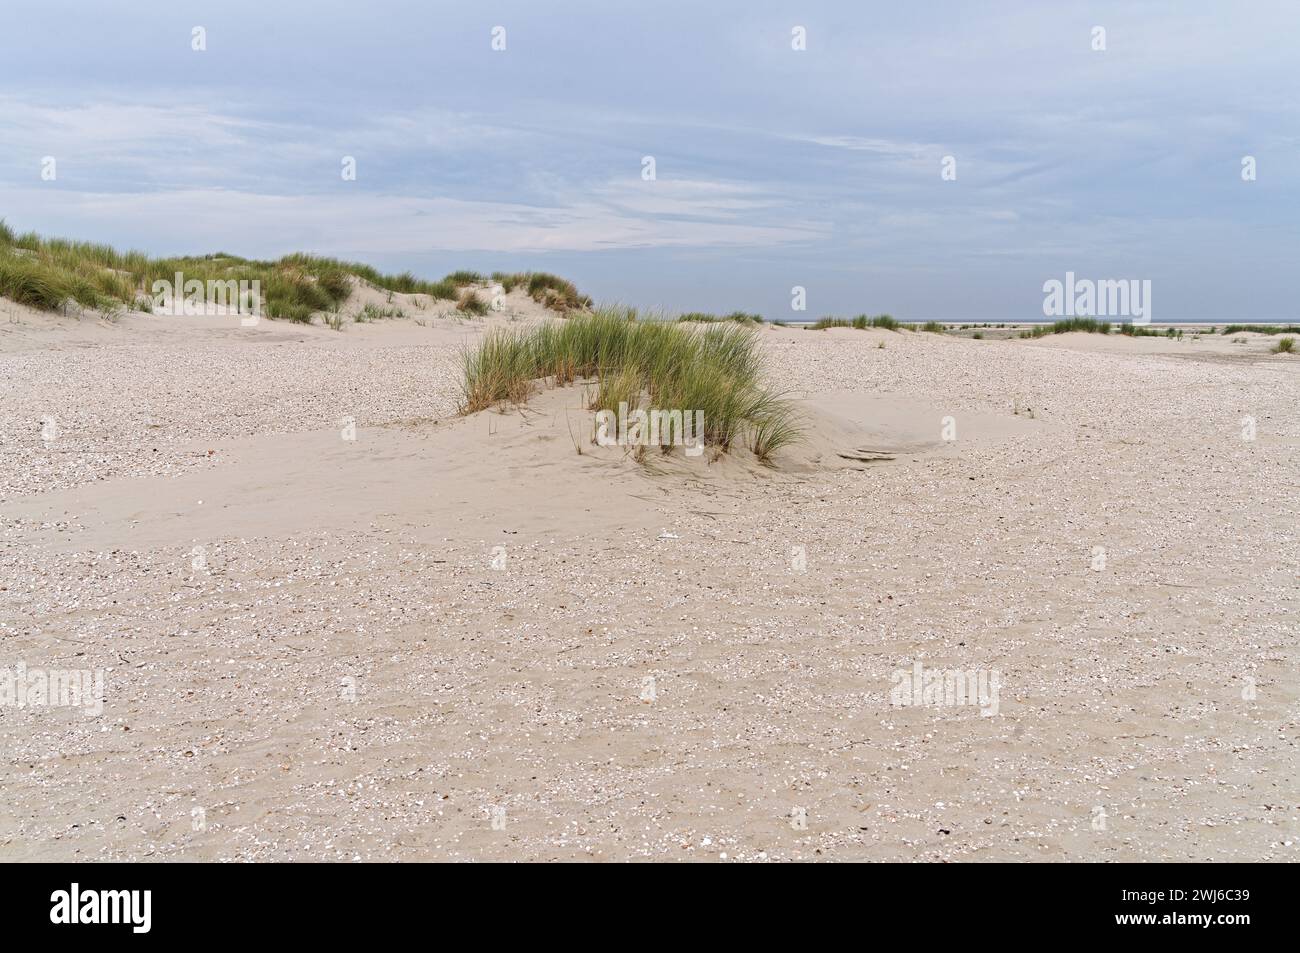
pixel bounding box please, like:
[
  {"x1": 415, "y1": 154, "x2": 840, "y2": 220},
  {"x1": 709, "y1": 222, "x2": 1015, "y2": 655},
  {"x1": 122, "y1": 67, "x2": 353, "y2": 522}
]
[
  {"x1": 1221, "y1": 324, "x2": 1300, "y2": 335},
  {"x1": 677, "y1": 311, "x2": 763, "y2": 325},
  {"x1": 812, "y1": 314, "x2": 904, "y2": 330},
  {"x1": 459, "y1": 308, "x2": 801, "y2": 463},
  {"x1": 456, "y1": 288, "x2": 489, "y2": 315},
  {"x1": 490, "y1": 271, "x2": 591, "y2": 311},
  {"x1": 0, "y1": 221, "x2": 587, "y2": 321}
]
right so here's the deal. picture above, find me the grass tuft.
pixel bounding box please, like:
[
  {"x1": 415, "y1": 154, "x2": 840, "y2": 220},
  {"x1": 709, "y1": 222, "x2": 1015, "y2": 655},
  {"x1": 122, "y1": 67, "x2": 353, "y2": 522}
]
[
  {"x1": 678, "y1": 311, "x2": 763, "y2": 325},
  {"x1": 813, "y1": 314, "x2": 899, "y2": 330},
  {"x1": 459, "y1": 307, "x2": 800, "y2": 463},
  {"x1": 355, "y1": 303, "x2": 405, "y2": 322},
  {"x1": 446, "y1": 270, "x2": 484, "y2": 287},
  {"x1": 526, "y1": 272, "x2": 591, "y2": 312},
  {"x1": 1221, "y1": 324, "x2": 1300, "y2": 335},
  {"x1": 1050, "y1": 317, "x2": 1111, "y2": 334},
  {"x1": 489, "y1": 271, "x2": 591, "y2": 312},
  {"x1": 457, "y1": 288, "x2": 489, "y2": 316}
]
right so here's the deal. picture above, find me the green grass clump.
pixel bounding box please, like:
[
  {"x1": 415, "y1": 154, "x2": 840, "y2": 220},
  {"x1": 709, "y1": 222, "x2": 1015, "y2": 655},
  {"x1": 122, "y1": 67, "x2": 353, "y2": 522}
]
[
  {"x1": 678, "y1": 311, "x2": 763, "y2": 325},
  {"x1": 445, "y1": 270, "x2": 484, "y2": 287},
  {"x1": 491, "y1": 271, "x2": 526, "y2": 293},
  {"x1": 0, "y1": 223, "x2": 137, "y2": 311},
  {"x1": 0, "y1": 253, "x2": 95, "y2": 310},
  {"x1": 268, "y1": 301, "x2": 315, "y2": 323},
  {"x1": 489, "y1": 271, "x2": 591, "y2": 312},
  {"x1": 354, "y1": 303, "x2": 405, "y2": 322},
  {"x1": 1021, "y1": 318, "x2": 1113, "y2": 337},
  {"x1": 1117, "y1": 323, "x2": 1161, "y2": 336},
  {"x1": 1273, "y1": 337, "x2": 1295, "y2": 354},
  {"x1": 1221, "y1": 324, "x2": 1300, "y2": 335},
  {"x1": 273, "y1": 253, "x2": 460, "y2": 300},
  {"x1": 526, "y1": 272, "x2": 591, "y2": 312},
  {"x1": 1050, "y1": 317, "x2": 1111, "y2": 334},
  {"x1": 457, "y1": 288, "x2": 489, "y2": 316},
  {"x1": 459, "y1": 307, "x2": 800, "y2": 463},
  {"x1": 915, "y1": 321, "x2": 946, "y2": 334},
  {"x1": 459, "y1": 326, "x2": 538, "y2": 408},
  {"x1": 814, "y1": 314, "x2": 899, "y2": 331}
]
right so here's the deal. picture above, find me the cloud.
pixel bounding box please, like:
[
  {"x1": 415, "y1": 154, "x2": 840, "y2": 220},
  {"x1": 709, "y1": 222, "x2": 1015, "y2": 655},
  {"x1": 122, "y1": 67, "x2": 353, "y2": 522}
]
[
  {"x1": 1, "y1": 1, "x2": 1297, "y2": 317},
  {"x1": 0, "y1": 185, "x2": 826, "y2": 256},
  {"x1": 793, "y1": 135, "x2": 937, "y2": 161}
]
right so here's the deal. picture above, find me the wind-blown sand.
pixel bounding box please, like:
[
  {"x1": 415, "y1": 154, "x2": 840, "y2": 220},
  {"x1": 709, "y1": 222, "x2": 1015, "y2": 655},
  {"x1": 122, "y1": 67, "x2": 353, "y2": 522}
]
[{"x1": 1, "y1": 297, "x2": 1297, "y2": 862}]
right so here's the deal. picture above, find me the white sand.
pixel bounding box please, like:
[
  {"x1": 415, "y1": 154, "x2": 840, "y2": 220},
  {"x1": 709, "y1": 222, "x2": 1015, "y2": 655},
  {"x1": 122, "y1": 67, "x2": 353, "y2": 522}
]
[{"x1": 1, "y1": 301, "x2": 1297, "y2": 862}]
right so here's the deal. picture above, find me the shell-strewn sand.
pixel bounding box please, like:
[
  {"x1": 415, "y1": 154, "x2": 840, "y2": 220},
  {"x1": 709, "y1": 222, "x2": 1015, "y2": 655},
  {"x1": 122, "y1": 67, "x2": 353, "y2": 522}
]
[{"x1": 1, "y1": 301, "x2": 1297, "y2": 861}]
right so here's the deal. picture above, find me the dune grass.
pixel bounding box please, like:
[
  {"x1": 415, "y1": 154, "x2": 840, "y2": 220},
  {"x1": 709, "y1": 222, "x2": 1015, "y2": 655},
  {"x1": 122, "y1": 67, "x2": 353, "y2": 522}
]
[
  {"x1": 0, "y1": 222, "x2": 587, "y2": 321},
  {"x1": 445, "y1": 270, "x2": 484, "y2": 287},
  {"x1": 456, "y1": 288, "x2": 489, "y2": 316},
  {"x1": 812, "y1": 314, "x2": 904, "y2": 331},
  {"x1": 1221, "y1": 324, "x2": 1300, "y2": 335},
  {"x1": 490, "y1": 271, "x2": 591, "y2": 311},
  {"x1": 354, "y1": 303, "x2": 405, "y2": 322},
  {"x1": 1020, "y1": 318, "x2": 1114, "y2": 338},
  {"x1": 677, "y1": 311, "x2": 764, "y2": 325},
  {"x1": 1273, "y1": 336, "x2": 1295, "y2": 354},
  {"x1": 490, "y1": 271, "x2": 525, "y2": 293},
  {"x1": 0, "y1": 225, "x2": 140, "y2": 311},
  {"x1": 1050, "y1": 317, "x2": 1111, "y2": 334},
  {"x1": 459, "y1": 307, "x2": 800, "y2": 463}
]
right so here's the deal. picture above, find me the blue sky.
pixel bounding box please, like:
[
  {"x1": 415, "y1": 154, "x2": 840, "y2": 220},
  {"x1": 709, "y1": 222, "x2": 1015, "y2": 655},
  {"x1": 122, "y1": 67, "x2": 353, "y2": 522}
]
[{"x1": 1, "y1": 1, "x2": 1296, "y2": 319}]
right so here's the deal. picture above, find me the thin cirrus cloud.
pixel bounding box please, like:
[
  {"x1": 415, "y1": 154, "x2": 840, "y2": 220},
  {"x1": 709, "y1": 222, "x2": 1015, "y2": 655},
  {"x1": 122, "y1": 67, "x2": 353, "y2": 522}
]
[
  {"x1": 0, "y1": 184, "x2": 825, "y2": 258},
  {"x1": 0, "y1": 96, "x2": 820, "y2": 250}
]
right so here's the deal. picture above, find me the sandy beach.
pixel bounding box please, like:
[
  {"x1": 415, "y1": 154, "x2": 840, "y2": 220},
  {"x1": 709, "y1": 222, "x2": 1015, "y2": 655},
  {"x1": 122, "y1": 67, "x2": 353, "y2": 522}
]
[{"x1": 2, "y1": 291, "x2": 1296, "y2": 862}]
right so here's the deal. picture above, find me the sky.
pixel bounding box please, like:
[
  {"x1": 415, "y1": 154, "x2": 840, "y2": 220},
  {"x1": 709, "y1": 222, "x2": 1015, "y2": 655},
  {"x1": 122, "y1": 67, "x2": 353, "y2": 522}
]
[{"x1": 1, "y1": 1, "x2": 1297, "y2": 320}]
